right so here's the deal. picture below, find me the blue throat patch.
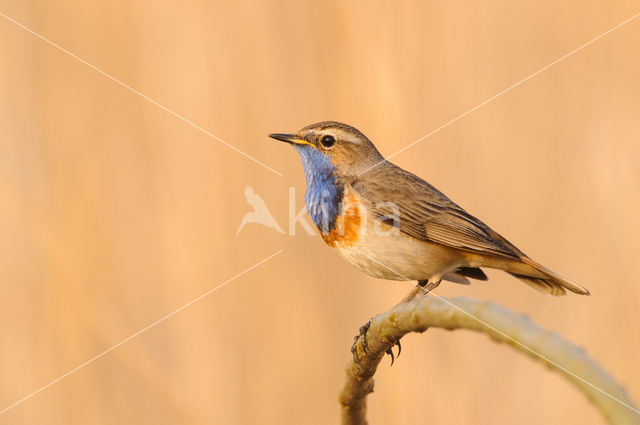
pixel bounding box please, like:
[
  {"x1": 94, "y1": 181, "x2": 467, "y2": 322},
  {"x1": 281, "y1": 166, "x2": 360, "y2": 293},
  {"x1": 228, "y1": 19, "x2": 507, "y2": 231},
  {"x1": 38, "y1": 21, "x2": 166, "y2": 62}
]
[{"x1": 293, "y1": 145, "x2": 343, "y2": 234}]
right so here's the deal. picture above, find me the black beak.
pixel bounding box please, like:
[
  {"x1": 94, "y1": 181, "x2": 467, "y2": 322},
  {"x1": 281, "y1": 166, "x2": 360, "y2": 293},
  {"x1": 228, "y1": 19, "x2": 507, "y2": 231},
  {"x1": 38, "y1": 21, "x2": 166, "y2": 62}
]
[{"x1": 268, "y1": 133, "x2": 297, "y2": 144}]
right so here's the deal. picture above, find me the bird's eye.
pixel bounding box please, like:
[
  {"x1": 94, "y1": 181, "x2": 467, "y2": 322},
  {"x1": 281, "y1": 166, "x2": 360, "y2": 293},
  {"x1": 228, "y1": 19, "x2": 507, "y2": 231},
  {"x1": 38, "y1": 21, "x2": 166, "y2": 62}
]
[{"x1": 320, "y1": 135, "x2": 336, "y2": 148}]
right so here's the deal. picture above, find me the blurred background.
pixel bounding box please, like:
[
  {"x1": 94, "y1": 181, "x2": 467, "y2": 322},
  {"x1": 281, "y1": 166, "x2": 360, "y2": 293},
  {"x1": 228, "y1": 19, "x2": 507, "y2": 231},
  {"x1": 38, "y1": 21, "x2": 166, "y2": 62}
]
[{"x1": 1, "y1": 1, "x2": 639, "y2": 424}]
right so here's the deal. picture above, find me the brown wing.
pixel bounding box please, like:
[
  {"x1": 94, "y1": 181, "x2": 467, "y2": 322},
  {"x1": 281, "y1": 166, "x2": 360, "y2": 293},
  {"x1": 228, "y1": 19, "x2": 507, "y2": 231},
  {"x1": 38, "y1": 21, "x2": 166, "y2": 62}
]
[{"x1": 352, "y1": 163, "x2": 523, "y2": 260}]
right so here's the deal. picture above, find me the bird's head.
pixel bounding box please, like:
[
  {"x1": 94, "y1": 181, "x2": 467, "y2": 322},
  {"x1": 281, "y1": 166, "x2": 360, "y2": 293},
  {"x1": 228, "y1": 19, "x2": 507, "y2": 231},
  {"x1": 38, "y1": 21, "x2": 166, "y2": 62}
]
[{"x1": 269, "y1": 121, "x2": 384, "y2": 179}]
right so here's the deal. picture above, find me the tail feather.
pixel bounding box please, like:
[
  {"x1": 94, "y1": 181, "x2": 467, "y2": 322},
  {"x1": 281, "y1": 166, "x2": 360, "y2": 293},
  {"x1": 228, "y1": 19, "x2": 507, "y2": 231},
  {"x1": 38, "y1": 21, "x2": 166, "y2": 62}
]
[
  {"x1": 508, "y1": 273, "x2": 568, "y2": 296},
  {"x1": 509, "y1": 257, "x2": 590, "y2": 296}
]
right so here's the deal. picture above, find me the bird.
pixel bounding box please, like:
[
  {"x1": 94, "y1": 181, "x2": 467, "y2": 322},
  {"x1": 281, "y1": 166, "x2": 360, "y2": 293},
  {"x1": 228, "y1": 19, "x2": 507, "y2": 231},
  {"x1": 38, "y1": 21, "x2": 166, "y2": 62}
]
[
  {"x1": 269, "y1": 121, "x2": 590, "y2": 299},
  {"x1": 236, "y1": 186, "x2": 285, "y2": 236}
]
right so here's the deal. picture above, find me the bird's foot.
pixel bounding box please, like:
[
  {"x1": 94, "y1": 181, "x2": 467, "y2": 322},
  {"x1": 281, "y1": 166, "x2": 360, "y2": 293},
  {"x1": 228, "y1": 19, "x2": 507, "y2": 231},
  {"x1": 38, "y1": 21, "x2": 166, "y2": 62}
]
[
  {"x1": 385, "y1": 339, "x2": 402, "y2": 366},
  {"x1": 351, "y1": 320, "x2": 403, "y2": 366},
  {"x1": 351, "y1": 320, "x2": 372, "y2": 362}
]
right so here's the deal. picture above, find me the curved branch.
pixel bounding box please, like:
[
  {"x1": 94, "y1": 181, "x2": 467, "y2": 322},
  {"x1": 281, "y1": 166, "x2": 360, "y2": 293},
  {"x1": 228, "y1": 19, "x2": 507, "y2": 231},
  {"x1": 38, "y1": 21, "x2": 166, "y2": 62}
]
[{"x1": 339, "y1": 296, "x2": 639, "y2": 425}]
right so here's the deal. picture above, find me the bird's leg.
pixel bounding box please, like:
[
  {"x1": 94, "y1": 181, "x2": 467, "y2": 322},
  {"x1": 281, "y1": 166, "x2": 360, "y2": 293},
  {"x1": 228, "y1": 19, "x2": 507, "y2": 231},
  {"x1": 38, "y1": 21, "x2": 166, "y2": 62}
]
[
  {"x1": 402, "y1": 278, "x2": 441, "y2": 302},
  {"x1": 402, "y1": 285, "x2": 425, "y2": 303},
  {"x1": 354, "y1": 279, "x2": 440, "y2": 364},
  {"x1": 380, "y1": 279, "x2": 441, "y2": 365}
]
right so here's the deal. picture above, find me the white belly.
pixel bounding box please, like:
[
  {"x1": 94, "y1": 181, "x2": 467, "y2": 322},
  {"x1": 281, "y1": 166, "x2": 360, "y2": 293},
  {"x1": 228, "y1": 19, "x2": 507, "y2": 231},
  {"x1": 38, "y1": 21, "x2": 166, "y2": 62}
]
[
  {"x1": 322, "y1": 189, "x2": 464, "y2": 281},
  {"x1": 334, "y1": 228, "x2": 460, "y2": 281}
]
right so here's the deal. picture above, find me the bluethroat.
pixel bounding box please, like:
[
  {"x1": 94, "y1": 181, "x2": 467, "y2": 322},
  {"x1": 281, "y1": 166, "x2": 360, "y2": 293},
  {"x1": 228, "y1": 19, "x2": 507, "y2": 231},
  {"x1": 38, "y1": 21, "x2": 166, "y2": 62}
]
[{"x1": 270, "y1": 122, "x2": 589, "y2": 299}]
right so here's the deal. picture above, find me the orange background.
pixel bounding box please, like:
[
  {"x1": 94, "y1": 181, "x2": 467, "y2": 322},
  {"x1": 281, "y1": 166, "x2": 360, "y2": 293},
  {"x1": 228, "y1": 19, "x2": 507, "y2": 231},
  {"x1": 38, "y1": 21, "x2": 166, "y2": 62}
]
[{"x1": 1, "y1": 1, "x2": 639, "y2": 424}]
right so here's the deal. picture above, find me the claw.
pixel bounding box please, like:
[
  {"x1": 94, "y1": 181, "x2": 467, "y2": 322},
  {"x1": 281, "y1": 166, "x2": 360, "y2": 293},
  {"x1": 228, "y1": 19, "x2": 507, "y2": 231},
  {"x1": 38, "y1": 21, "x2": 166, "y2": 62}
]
[
  {"x1": 351, "y1": 320, "x2": 372, "y2": 361},
  {"x1": 359, "y1": 322, "x2": 371, "y2": 354},
  {"x1": 385, "y1": 346, "x2": 395, "y2": 366},
  {"x1": 385, "y1": 340, "x2": 402, "y2": 366},
  {"x1": 351, "y1": 334, "x2": 360, "y2": 361}
]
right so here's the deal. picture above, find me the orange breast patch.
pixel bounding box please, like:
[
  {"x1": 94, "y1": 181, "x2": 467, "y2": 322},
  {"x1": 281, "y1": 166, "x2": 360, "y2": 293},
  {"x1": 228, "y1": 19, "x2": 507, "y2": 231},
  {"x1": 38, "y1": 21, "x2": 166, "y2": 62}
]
[{"x1": 321, "y1": 194, "x2": 362, "y2": 248}]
